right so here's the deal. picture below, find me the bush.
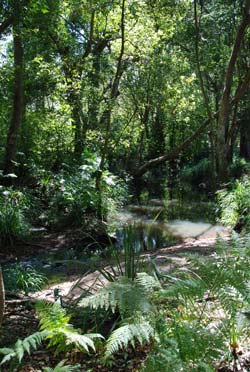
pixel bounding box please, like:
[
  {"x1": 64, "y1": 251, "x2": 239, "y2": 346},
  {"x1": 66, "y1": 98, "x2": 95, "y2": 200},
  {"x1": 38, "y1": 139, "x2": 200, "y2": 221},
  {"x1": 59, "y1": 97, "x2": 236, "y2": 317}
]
[
  {"x1": 0, "y1": 187, "x2": 30, "y2": 246},
  {"x1": 217, "y1": 176, "x2": 250, "y2": 231},
  {"x1": 44, "y1": 151, "x2": 128, "y2": 226},
  {"x1": 180, "y1": 158, "x2": 212, "y2": 187},
  {"x1": 228, "y1": 156, "x2": 250, "y2": 178},
  {"x1": 3, "y1": 263, "x2": 46, "y2": 295}
]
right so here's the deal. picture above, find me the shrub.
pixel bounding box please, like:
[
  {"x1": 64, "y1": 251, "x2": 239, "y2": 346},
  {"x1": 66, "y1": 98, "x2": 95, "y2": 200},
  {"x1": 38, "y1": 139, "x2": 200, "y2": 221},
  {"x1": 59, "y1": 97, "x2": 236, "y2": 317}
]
[
  {"x1": 3, "y1": 263, "x2": 46, "y2": 295},
  {"x1": 0, "y1": 301, "x2": 103, "y2": 369},
  {"x1": 46, "y1": 151, "x2": 128, "y2": 226},
  {"x1": 0, "y1": 187, "x2": 30, "y2": 246},
  {"x1": 180, "y1": 158, "x2": 212, "y2": 187},
  {"x1": 217, "y1": 176, "x2": 250, "y2": 231},
  {"x1": 228, "y1": 156, "x2": 250, "y2": 178}
]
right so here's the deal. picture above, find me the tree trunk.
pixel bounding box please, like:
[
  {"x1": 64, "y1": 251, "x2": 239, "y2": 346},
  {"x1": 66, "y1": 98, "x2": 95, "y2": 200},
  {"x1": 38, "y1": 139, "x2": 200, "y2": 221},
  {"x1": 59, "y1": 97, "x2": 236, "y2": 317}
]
[
  {"x1": 240, "y1": 114, "x2": 250, "y2": 160},
  {"x1": 3, "y1": 1, "x2": 24, "y2": 176},
  {"x1": 217, "y1": 0, "x2": 250, "y2": 182},
  {"x1": 96, "y1": 0, "x2": 126, "y2": 219},
  {"x1": 70, "y1": 92, "x2": 85, "y2": 159},
  {"x1": 194, "y1": 0, "x2": 216, "y2": 187},
  {"x1": 0, "y1": 266, "x2": 5, "y2": 327}
]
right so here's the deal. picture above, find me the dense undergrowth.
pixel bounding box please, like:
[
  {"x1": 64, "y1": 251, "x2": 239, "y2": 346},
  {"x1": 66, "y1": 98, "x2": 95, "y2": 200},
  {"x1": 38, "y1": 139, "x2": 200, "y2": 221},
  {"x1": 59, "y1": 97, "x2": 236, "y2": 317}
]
[
  {"x1": 2, "y1": 233, "x2": 250, "y2": 371},
  {"x1": 217, "y1": 176, "x2": 250, "y2": 232},
  {"x1": 0, "y1": 151, "x2": 128, "y2": 249},
  {"x1": 2, "y1": 157, "x2": 250, "y2": 371}
]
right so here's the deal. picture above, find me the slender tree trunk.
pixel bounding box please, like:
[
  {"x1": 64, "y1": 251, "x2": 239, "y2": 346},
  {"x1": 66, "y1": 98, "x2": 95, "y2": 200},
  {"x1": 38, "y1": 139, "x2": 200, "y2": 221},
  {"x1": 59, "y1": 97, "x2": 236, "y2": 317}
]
[
  {"x1": 96, "y1": 0, "x2": 126, "y2": 219},
  {"x1": 0, "y1": 266, "x2": 5, "y2": 327},
  {"x1": 70, "y1": 91, "x2": 85, "y2": 159},
  {"x1": 3, "y1": 1, "x2": 24, "y2": 176},
  {"x1": 194, "y1": 0, "x2": 216, "y2": 187}
]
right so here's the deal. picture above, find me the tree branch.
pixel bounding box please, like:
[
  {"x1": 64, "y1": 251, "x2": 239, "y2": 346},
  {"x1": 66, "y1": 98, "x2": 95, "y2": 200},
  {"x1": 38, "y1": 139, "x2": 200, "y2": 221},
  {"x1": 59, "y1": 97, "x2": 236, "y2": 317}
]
[{"x1": 132, "y1": 71, "x2": 250, "y2": 178}]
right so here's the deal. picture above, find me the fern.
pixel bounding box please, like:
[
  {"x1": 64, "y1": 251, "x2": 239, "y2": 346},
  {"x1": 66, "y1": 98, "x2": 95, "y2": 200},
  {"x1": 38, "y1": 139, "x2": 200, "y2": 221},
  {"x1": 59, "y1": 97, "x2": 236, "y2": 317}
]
[
  {"x1": 36, "y1": 301, "x2": 103, "y2": 354},
  {"x1": 43, "y1": 360, "x2": 81, "y2": 371},
  {"x1": 105, "y1": 318, "x2": 154, "y2": 358},
  {"x1": 135, "y1": 272, "x2": 162, "y2": 292},
  {"x1": 0, "y1": 331, "x2": 48, "y2": 366},
  {"x1": 80, "y1": 276, "x2": 152, "y2": 317}
]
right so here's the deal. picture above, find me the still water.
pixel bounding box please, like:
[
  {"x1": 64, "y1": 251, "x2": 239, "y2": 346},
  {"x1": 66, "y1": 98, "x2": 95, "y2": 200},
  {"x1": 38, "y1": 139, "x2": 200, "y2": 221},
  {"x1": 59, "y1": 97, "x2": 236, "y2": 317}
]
[{"x1": 111, "y1": 198, "x2": 227, "y2": 251}]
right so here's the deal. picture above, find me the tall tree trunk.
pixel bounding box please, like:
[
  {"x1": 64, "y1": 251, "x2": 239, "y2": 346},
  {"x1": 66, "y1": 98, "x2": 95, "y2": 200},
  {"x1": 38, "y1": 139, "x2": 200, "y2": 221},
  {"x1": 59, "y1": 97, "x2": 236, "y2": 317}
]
[
  {"x1": 194, "y1": 0, "x2": 216, "y2": 187},
  {"x1": 0, "y1": 266, "x2": 5, "y2": 327},
  {"x1": 69, "y1": 91, "x2": 85, "y2": 160},
  {"x1": 217, "y1": 0, "x2": 250, "y2": 182},
  {"x1": 96, "y1": 0, "x2": 126, "y2": 219},
  {"x1": 3, "y1": 1, "x2": 24, "y2": 176}
]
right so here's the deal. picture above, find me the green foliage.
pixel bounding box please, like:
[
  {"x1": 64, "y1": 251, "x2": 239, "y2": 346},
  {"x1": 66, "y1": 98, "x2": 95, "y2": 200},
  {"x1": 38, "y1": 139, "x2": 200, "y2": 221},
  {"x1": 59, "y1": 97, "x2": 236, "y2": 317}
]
[
  {"x1": 36, "y1": 301, "x2": 103, "y2": 354},
  {"x1": 43, "y1": 360, "x2": 81, "y2": 372},
  {"x1": 0, "y1": 331, "x2": 48, "y2": 368},
  {"x1": 100, "y1": 225, "x2": 146, "y2": 282},
  {"x1": 3, "y1": 263, "x2": 46, "y2": 295},
  {"x1": 37, "y1": 151, "x2": 128, "y2": 226},
  {"x1": 0, "y1": 301, "x2": 102, "y2": 369},
  {"x1": 0, "y1": 187, "x2": 30, "y2": 246},
  {"x1": 105, "y1": 319, "x2": 154, "y2": 359},
  {"x1": 80, "y1": 273, "x2": 160, "y2": 358},
  {"x1": 180, "y1": 158, "x2": 212, "y2": 187},
  {"x1": 81, "y1": 273, "x2": 160, "y2": 315},
  {"x1": 229, "y1": 156, "x2": 250, "y2": 178},
  {"x1": 141, "y1": 235, "x2": 250, "y2": 371},
  {"x1": 217, "y1": 176, "x2": 250, "y2": 230},
  {"x1": 140, "y1": 309, "x2": 222, "y2": 372},
  {"x1": 81, "y1": 276, "x2": 154, "y2": 317}
]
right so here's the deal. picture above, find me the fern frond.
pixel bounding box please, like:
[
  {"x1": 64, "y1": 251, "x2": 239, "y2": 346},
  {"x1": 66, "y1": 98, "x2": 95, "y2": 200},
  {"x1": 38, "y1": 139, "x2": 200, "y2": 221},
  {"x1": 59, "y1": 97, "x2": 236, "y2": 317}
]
[
  {"x1": 80, "y1": 276, "x2": 152, "y2": 316},
  {"x1": 36, "y1": 301, "x2": 71, "y2": 332},
  {"x1": 43, "y1": 360, "x2": 81, "y2": 371},
  {"x1": 105, "y1": 319, "x2": 154, "y2": 358},
  {"x1": 135, "y1": 272, "x2": 162, "y2": 292},
  {"x1": 35, "y1": 300, "x2": 102, "y2": 354},
  {"x1": 61, "y1": 330, "x2": 103, "y2": 352},
  {"x1": 0, "y1": 331, "x2": 47, "y2": 365}
]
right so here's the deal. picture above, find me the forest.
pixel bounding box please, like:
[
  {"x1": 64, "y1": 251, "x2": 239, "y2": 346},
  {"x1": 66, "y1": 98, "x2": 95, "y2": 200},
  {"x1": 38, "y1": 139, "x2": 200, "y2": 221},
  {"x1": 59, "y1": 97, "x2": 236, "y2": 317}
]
[{"x1": 0, "y1": 0, "x2": 250, "y2": 371}]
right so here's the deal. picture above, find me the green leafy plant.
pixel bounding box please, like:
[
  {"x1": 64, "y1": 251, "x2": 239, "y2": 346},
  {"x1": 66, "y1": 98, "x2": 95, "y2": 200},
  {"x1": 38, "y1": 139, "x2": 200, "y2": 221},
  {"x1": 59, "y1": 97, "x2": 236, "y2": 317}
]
[
  {"x1": 0, "y1": 301, "x2": 103, "y2": 369},
  {"x1": 0, "y1": 188, "x2": 30, "y2": 246},
  {"x1": 0, "y1": 331, "x2": 48, "y2": 370},
  {"x1": 3, "y1": 263, "x2": 46, "y2": 295},
  {"x1": 217, "y1": 176, "x2": 250, "y2": 231},
  {"x1": 99, "y1": 224, "x2": 148, "y2": 282},
  {"x1": 43, "y1": 360, "x2": 81, "y2": 372},
  {"x1": 36, "y1": 301, "x2": 103, "y2": 355},
  {"x1": 142, "y1": 235, "x2": 250, "y2": 371},
  {"x1": 80, "y1": 273, "x2": 160, "y2": 359},
  {"x1": 105, "y1": 318, "x2": 154, "y2": 359},
  {"x1": 45, "y1": 151, "x2": 127, "y2": 226}
]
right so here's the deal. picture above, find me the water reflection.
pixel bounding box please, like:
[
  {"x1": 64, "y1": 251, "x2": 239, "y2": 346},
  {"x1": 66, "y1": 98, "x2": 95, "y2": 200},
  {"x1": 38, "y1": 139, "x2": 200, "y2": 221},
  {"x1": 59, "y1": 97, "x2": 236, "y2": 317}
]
[{"x1": 112, "y1": 198, "x2": 226, "y2": 251}]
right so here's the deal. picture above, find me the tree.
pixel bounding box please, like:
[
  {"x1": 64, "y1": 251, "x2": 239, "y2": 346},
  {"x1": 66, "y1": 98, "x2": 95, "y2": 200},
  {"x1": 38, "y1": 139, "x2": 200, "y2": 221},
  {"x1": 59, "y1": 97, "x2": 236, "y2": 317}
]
[
  {"x1": 0, "y1": 265, "x2": 5, "y2": 327},
  {"x1": 216, "y1": 0, "x2": 250, "y2": 182},
  {"x1": 3, "y1": 0, "x2": 24, "y2": 176}
]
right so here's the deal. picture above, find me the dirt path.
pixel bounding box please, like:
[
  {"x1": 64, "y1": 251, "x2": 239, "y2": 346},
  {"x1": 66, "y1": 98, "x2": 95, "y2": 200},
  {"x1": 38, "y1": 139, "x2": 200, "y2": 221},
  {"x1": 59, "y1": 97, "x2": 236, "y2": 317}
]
[{"x1": 30, "y1": 229, "x2": 229, "y2": 303}]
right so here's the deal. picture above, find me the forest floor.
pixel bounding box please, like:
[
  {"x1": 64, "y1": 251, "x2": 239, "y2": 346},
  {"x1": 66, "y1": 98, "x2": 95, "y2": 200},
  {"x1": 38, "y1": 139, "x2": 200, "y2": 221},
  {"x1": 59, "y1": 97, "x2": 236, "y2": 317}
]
[{"x1": 2, "y1": 229, "x2": 243, "y2": 372}]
